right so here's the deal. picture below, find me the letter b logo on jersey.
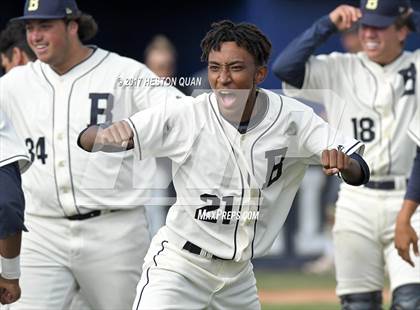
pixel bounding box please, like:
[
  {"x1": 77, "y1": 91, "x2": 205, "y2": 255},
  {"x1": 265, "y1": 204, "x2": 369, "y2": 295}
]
[
  {"x1": 89, "y1": 93, "x2": 114, "y2": 126},
  {"x1": 28, "y1": 0, "x2": 39, "y2": 11},
  {"x1": 399, "y1": 63, "x2": 416, "y2": 96},
  {"x1": 263, "y1": 147, "x2": 288, "y2": 189}
]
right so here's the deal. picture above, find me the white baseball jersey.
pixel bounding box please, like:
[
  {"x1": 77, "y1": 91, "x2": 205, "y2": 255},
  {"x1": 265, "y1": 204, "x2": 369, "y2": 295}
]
[
  {"x1": 0, "y1": 110, "x2": 30, "y2": 172},
  {"x1": 282, "y1": 48, "x2": 420, "y2": 295},
  {"x1": 127, "y1": 89, "x2": 364, "y2": 262},
  {"x1": 0, "y1": 47, "x2": 183, "y2": 217},
  {"x1": 283, "y1": 50, "x2": 420, "y2": 177}
]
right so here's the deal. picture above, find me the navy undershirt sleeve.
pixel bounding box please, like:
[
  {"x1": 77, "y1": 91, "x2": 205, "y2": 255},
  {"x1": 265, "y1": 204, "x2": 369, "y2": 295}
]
[
  {"x1": 405, "y1": 147, "x2": 420, "y2": 203},
  {"x1": 272, "y1": 15, "x2": 337, "y2": 89},
  {"x1": 0, "y1": 162, "x2": 27, "y2": 239}
]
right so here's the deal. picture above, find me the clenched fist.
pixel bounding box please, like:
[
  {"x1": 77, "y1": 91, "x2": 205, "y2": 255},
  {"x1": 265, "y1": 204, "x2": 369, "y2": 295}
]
[
  {"x1": 0, "y1": 277, "x2": 20, "y2": 305},
  {"x1": 79, "y1": 120, "x2": 134, "y2": 152}
]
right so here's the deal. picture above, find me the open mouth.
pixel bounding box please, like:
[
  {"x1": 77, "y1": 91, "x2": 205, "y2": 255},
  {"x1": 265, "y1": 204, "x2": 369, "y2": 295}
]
[{"x1": 217, "y1": 90, "x2": 238, "y2": 108}]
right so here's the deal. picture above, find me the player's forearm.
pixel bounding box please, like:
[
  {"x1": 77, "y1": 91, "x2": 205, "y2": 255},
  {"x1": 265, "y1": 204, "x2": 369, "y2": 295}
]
[
  {"x1": 272, "y1": 15, "x2": 337, "y2": 88},
  {"x1": 397, "y1": 199, "x2": 419, "y2": 225},
  {"x1": 340, "y1": 153, "x2": 370, "y2": 186},
  {"x1": 77, "y1": 125, "x2": 101, "y2": 152},
  {"x1": 0, "y1": 233, "x2": 21, "y2": 281},
  {"x1": 340, "y1": 158, "x2": 362, "y2": 185},
  {"x1": 0, "y1": 233, "x2": 21, "y2": 258}
]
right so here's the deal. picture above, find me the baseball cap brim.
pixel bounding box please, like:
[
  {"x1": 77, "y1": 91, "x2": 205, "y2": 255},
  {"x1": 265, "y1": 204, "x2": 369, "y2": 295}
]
[
  {"x1": 11, "y1": 14, "x2": 66, "y2": 21},
  {"x1": 360, "y1": 13, "x2": 396, "y2": 28}
]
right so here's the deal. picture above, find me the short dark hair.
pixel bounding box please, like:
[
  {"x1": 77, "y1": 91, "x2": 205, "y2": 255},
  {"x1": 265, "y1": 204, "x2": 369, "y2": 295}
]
[
  {"x1": 200, "y1": 20, "x2": 272, "y2": 66},
  {"x1": 66, "y1": 12, "x2": 98, "y2": 42},
  {"x1": 0, "y1": 20, "x2": 36, "y2": 61},
  {"x1": 394, "y1": 14, "x2": 411, "y2": 30}
]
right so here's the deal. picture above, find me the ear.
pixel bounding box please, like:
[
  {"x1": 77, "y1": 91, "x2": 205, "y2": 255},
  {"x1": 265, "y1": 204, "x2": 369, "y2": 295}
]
[
  {"x1": 20, "y1": 51, "x2": 31, "y2": 65},
  {"x1": 11, "y1": 47, "x2": 23, "y2": 67},
  {"x1": 397, "y1": 25, "x2": 409, "y2": 43},
  {"x1": 254, "y1": 66, "x2": 268, "y2": 85},
  {"x1": 67, "y1": 20, "x2": 79, "y2": 36}
]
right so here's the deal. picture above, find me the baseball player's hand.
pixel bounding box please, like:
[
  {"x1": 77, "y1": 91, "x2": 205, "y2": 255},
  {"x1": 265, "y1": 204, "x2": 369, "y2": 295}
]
[
  {"x1": 329, "y1": 5, "x2": 361, "y2": 31},
  {"x1": 321, "y1": 149, "x2": 363, "y2": 184},
  {"x1": 321, "y1": 149, "x2": 351, "y2": 175},
  {"x1": 395, "y1": 200, "x2": 419, "y2": 267},
  {"x1": 0, "y1": 277, "x2": 20, "y2": 304},
  {"x1": 79, "y1": 121, "x2": 134, "y2": 152}
]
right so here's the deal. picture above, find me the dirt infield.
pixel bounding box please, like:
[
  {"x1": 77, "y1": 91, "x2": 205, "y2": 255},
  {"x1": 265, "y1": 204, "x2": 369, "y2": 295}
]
[{"x1": 259, "y1": 289, "x2": 391, "y2": 304}]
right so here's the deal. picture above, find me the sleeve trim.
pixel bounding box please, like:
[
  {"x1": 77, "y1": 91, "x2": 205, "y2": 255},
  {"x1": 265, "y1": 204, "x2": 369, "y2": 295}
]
[
  {"x1": 127, "y1": 118, "x2": 142, "y2": 160},
  {"x1": 408, "y1": 128, "x2": 420, "y2": 147}
]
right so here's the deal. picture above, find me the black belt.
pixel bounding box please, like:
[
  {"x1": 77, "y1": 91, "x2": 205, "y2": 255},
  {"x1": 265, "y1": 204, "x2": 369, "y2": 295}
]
[
  {"x1": 182, "y1": 241, "x2": 226, "y2": 260},
  {"x1": 365, "y1": 179, "x2": 406, "y2": 190},
  {"x1": 66, "y1": 209, "x2": 119, "y2": 221}
]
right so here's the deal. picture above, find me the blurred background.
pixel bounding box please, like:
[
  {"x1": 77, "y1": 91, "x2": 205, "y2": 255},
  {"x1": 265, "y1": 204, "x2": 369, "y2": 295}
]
[
  {"x1": 3, "y1": 0, "x2": 419, "y2": 89},
  {"x1": 2, "y1": 0, "x2": 420, "y2": 308}
]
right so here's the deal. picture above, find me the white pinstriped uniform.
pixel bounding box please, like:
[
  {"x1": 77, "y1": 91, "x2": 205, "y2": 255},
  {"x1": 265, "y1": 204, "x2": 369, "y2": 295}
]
[
  {"x1": 283, "y1": 50, "x2": 420, "y2": 295},
  {"x1": 0, "y1": 47, "x2": 183, "y2": 309},
  {"x1": 126, "y1": 89, "x2": 364, "y2": 309}
]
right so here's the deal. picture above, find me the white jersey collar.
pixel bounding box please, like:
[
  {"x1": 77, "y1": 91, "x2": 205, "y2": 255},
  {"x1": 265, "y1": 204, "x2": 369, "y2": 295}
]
[
  {"x1": 358, "y1": 51, "x2": 410, "y2": 75},
  {"x1": 39, "y1": 47, "x2": 109, "y2": 82}
]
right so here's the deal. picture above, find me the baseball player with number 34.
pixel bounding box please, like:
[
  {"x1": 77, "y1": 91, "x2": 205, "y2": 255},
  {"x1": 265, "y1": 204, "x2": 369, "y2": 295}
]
[
  {"x1": 0, "y1": 0, "x2": 183, "y2": 309},
  {"x1": 273, "y1": 0, "x2": 420, "y2": 308},
  {"x1": 79, "y1": 20, "x2": 370, "y2": 309}
]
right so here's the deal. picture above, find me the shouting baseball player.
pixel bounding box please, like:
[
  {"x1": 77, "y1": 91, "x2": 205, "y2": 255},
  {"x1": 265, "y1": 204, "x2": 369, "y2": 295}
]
[
  {"x1": 78, "y1": 20, "x2": 370, "y2": 309},
  {"x1": 273, "y1": 0, "x2": 420, "y2": 308},
  {"x1": 0, "y1": 0, "x2": 183, "y2": 309},
  {"x1": 0, "y1": 111, "x2": 31, "y2": 305}
]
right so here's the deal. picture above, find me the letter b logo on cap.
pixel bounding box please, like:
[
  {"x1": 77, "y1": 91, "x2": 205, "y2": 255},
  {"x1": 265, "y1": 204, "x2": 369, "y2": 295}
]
[
  {"x1": 366, "y1": 0, "x2": 378, "y2": 10},
  {"x1": 28, "y1": 0, "x2": 39, "y2": 11}
]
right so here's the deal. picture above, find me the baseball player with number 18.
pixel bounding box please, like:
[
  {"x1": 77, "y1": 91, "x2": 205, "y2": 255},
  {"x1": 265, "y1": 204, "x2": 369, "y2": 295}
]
[
  {"x1": 78, "y1": 20, "x2": 370, "y2": 309},
  {"x1": 0, "y1": 0, "x2": 183, "y2": 309},
  {"x1": 273, "y1": 0, "x2": 420, "y2": 308}
]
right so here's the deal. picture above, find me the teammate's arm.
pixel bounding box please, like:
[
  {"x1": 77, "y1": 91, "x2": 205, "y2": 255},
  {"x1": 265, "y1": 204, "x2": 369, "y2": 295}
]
[
  {"x1": 0, "y1": 162, "x2": 26, "y2": 304},
  {"x1": 272, "y1": 5, "x2": 361, "y2": 88},
  {"x1": 395, "y1": 147, "x2": 420, "y2": 267}
]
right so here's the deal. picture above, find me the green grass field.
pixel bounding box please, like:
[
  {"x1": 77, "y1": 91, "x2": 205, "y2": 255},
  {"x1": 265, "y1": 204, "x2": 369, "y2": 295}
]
[
  {"x1": 256, "y1": 269, "x2": 339, "y2": 310},
  {"x1": 256, "y1": 269, "x2": 336, "y2": 290},
  {"x1": 255, "y1": 269, "x2": 390, "y2": 310}
]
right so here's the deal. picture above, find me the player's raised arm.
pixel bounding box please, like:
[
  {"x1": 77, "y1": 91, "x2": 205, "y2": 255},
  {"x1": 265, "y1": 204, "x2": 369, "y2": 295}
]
[
  {"x1": 272, "y1": 5, "x2": 361, "y2": 89},
  {"x1": 78, "y1": 121, "x2": 134, "y2": 153}
]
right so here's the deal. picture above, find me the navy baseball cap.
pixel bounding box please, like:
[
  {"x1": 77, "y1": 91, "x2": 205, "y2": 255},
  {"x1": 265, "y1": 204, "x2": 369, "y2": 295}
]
[
  {"x1": 14, "y1": 0, "x2": 80, "y2": 21},
  {"x1": 360, "y1": 0, "x2": 411, "y2": 28}
]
